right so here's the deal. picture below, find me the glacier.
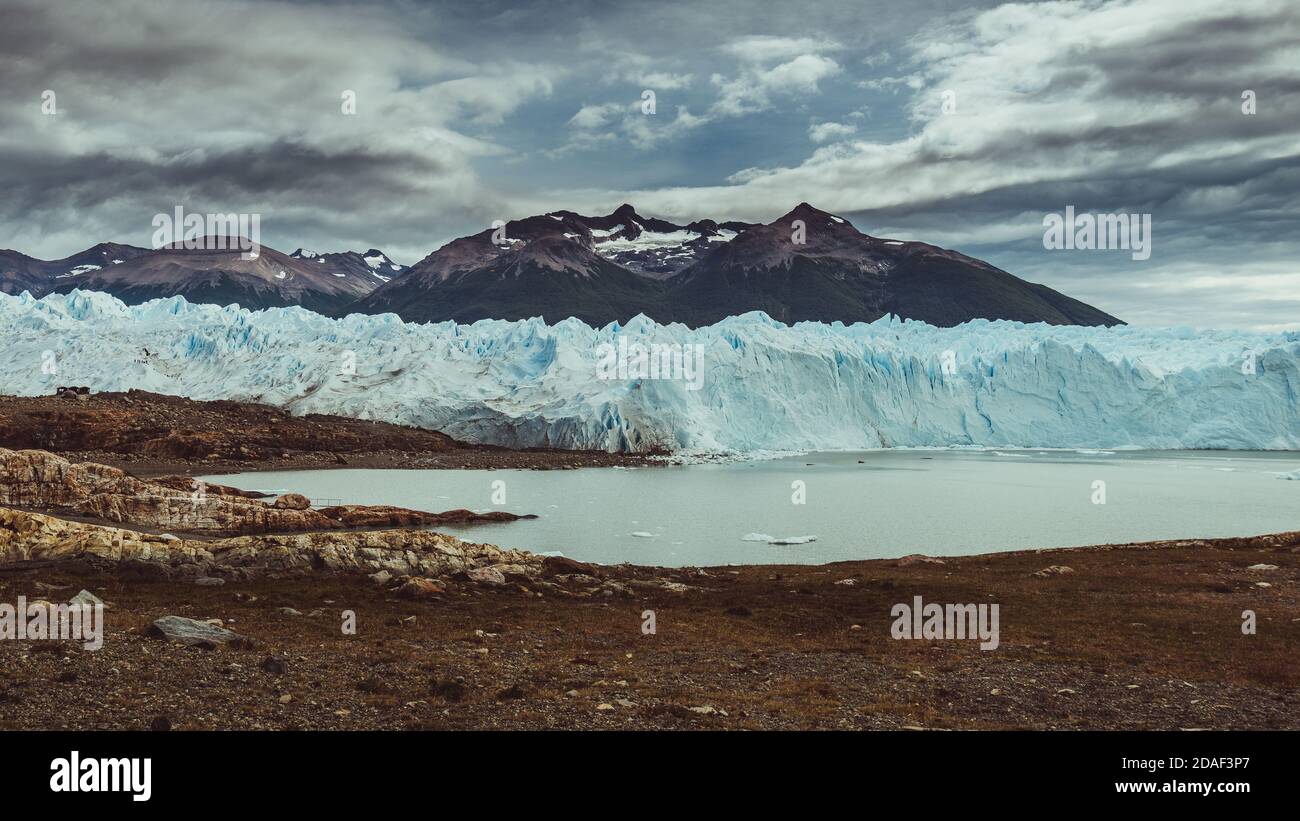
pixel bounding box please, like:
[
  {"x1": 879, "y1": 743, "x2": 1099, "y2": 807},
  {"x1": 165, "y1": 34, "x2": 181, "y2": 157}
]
[{"x1": 1, "y1": 289, "x2": 1298, "y2": 453}]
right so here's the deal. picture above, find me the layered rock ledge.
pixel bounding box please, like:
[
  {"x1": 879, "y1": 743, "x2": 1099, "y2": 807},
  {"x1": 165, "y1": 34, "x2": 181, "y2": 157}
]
[
  {"x1": 0, "y1": 506, "x2": 537, "y2": 580},
  {"x1": 0, "y1": 448, "x2": 534, "y2": 536},
  {"x1": 0, "y1": 506, "x2": 696, "y2": 600}
]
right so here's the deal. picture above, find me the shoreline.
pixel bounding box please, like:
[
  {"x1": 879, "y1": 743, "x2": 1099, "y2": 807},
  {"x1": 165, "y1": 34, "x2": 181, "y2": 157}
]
[
  {"x1": 6, "y1": 391, "x2": 1295, "y2": 479},
  {"x1": 12, "y1": 494, "x2": 1300, "y2": 567}
]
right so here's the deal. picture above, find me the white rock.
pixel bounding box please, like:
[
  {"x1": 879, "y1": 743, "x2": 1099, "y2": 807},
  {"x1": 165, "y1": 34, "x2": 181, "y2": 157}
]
[{"x1": 68, "y1": 589, "x2": 104, "y2": 608}]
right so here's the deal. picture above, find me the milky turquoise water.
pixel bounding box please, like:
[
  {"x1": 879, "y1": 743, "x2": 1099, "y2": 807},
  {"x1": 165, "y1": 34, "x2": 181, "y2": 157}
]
[{"x1": 203, "y1": 449, "x2": 1300, "y2": 567}]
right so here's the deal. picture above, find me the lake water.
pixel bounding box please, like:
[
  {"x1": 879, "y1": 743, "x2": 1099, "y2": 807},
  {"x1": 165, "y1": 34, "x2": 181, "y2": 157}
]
[{"x1": 202, "y1": 450, "x2": 1300, "y2": 567}]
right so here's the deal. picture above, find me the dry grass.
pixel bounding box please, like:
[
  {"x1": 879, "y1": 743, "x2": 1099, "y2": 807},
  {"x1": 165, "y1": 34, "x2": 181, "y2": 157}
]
[{"x1": 0, "y1": 537, "x2": 1297, "y2": 730}]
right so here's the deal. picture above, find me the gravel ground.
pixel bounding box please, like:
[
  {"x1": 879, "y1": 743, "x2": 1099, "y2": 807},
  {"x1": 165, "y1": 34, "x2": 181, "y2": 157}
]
[{"x1": 2, "y1": 536, "x2": 1296, "y2": 730}]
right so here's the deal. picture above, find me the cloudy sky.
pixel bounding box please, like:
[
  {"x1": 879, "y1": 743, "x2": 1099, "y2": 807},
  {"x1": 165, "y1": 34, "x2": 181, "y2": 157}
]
[{"x1": 1, "y1": 0, "x2": 1297, "y2": 329}]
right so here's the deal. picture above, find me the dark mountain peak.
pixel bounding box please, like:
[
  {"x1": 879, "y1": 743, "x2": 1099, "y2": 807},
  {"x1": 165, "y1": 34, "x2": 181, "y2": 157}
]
[
  {"x1": 775, "y1": 202, "x2": 857, "y2": 233},
  {"x1": 666, "y1": 202, "x2": 1120, "y2": 328},
  {"x1": 719, "y1": 220, "x2": 759, "y2": 233},
  {"x1": 160, "y1": 234, "x2": 258, "y2": 253},
  {"x1": 287, "y1": 247, "x2": 406, "y2": 282},
  {"x1": 613, "y1": 203, "x2": 638, "y2": 216},
  {"x1": 679, "y1": 203, "x2": 866, "y2": 277},
  {"x1": 500, "y1": 234, "x2": 608, "y2": 277},
  {"x1": 500, "y1": 213, "x2": 589, "y2": 243},
  {"x1": 352, "y1": 229, "x2": 666, "y2": 325},
  {"x1": 81, "y1": 241, "x2": 145, "y2": 257}
]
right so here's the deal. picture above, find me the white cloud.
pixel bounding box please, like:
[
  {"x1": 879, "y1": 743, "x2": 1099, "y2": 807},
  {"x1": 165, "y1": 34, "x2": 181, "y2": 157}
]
[
  {"x1": 711, "y1": 54, "x2": 842, "y2": 116},
  {"x1": 583, "y1": 0, "x2": 1299, "y2": 230},
  {"x1": 722, "y1": 35, "x2": 842, "y2": 63},
  {"x1": 568, "y1": 102, "x2": 627, "y2": 129},
  {"x1": 808, "y1": 121, "x2": 857, "y2": 143},
  {"x1": 636, "y1": 71, "x2": 694, "y2": 90},
  {"x1": 0, "y1": 0, "x2": 562, "y2": 260}
]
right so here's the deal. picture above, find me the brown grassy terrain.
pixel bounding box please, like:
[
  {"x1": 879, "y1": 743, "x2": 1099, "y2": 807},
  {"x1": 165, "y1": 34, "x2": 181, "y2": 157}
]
[
  {"x1": 1, "y1": 534, "x2": 1296, "y2": 730},
  {"x1": 0, "y1": 391, "x2": 653, "y2": 477}
]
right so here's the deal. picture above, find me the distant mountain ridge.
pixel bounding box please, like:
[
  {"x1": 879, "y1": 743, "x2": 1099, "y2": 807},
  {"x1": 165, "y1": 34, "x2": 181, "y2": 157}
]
[
  {"x1": 2, "y1": 203, "x2": 1122, "y2": 327},
  {"x1": 351, "y1": 202, "x2": 1122, "y2": 327},
  {"x1": 0, "y1": 243, "x2": 152, "y2": 295},
  {"x1": 290, "y1": 248, "x2": 408, "y2": 282},
  {"x1": 2, "y1": 240, "x2": 408, "y2": 313}
]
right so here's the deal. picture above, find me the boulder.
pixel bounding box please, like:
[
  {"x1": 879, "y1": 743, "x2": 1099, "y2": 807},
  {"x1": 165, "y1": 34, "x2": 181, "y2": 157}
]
[
  {"x1": 396, "y1": 578, "x2": 444, "y2": 599},
  {"x1": 272, "y1": 493, "x2": 311, "y2": 511},
  {"x1": 896, "y1": 554, "x2": 947, "y2": 567},
  {"x1": 69, "y1": 589, "x2": 104, "y2": 608},
  {"x1": 1033, "y1": 565, "x2": 1075, "y2": 577},
  {"x1": 466, "y1": 566, "x2": 507, "y2": 586},
  {"x1": 543, "y1": 555, "x2": 600, "y2": 577},
  {"x1": 146, "y1": 615, "x2": 250, "y2": 649},
  {"x1": 260, "y1": 655, "x2": 288, "y2": 674}
]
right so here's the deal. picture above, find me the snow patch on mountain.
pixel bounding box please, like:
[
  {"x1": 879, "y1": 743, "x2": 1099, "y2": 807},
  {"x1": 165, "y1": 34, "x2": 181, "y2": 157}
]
[
  {"x1": 56, "y1": 264, "x2": 101, "y2": 279},
  {"x1": 2, "y1": 290, "x2": 1297, "y2": 454},
  {"x1": 597, "y1": 229, "x2": 698, "y2": 253}
]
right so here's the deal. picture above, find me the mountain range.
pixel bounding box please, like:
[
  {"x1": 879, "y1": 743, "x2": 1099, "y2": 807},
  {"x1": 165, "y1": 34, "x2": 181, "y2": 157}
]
[
  {"x1": 0, "y1": 203, "x2": 1121, "y2": 326},
  {"x1": 1, "y1": 241, "x2": 407, "y2": 315}
]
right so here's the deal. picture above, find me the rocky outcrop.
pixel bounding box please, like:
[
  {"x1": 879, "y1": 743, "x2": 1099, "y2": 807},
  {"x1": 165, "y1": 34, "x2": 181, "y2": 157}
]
[
  {"x1": 0, "y1": 506, "x2": 541, "y2": 580},
  {"x1": 0, "y1": 506, "x2": 698, "y2": 604},
  {"x1": 0, "y1": 447, "x2": 141, "y2": 507},
  {"x1": 316, "y1": 505, "x2": 537, "y2": 529},
  {"x1": 149, "y1": 476, "x2": 270, "y2": 498},
  {"x1": 76, "y1": 489, "x2": 341, "y2": 534},
  {"x1": 0, "y1": 448, "x2": 534, "y2": 536}
]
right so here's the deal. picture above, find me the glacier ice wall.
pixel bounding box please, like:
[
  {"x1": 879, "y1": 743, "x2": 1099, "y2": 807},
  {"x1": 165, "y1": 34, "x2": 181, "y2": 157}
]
[{"x1": 1, "y1": 290, "x2": 1298, "y2": 453}]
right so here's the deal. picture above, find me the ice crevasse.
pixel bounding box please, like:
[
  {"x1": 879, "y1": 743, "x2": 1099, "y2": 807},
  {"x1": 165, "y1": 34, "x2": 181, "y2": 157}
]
[{"x1": 1, "y1": 290, "x2": 1298, "y2": 453}]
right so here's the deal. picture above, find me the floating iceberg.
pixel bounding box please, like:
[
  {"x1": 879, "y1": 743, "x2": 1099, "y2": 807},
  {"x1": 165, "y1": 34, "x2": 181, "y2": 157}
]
[{"x1": 2, "y1": 290, "x2": 1298, "y2": 453}]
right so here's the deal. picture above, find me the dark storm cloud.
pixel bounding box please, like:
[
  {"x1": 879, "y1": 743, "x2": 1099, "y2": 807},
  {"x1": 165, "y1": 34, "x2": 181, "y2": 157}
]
[{"x1": 0, "y1": 139, "x2": 458, "y2": 243}]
